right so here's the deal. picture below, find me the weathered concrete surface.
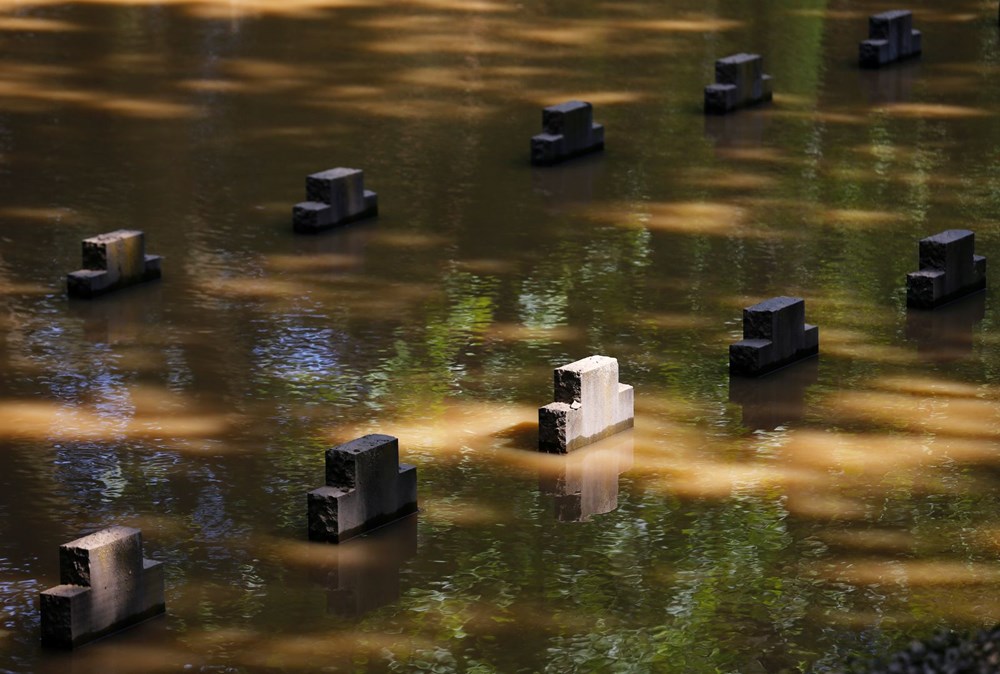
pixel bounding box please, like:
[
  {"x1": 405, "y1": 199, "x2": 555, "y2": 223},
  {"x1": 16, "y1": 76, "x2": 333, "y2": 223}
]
[
  {"x1": 859, "y1": 10, "x2": 922, "y2": 68},
  {"x1": 66, "y1": 230, "x2": 162, "y2": 299},
  {"x1": 538, "y1": 355, "x2": 634, "y2": 453},
  {"x1": 531, "y1": 101, "x2": 604, "y2": 166},
  {"x1": 293, "y1": 167, "x2": 378, "y2": 234},
  {"x1": 704, "y1": 53, "x2": 773, "y2": 115},
  {"x1": 729, "y1": 297, "x2": 819, "y2": 377},
  {"x1": 40, "y1": 526, "x2": 165, "y2": 649},
  {"x1": 307, "y1": 434, "x2": 417, "y2": 543},
  {"x1": 906, "y1": 229, "x2": 986, "y2": 309}
]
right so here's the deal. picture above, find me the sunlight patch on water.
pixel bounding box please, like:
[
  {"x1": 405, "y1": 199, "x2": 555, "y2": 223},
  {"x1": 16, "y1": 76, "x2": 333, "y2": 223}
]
[
  {"x1": 875, "y1": 103, "x2": 992, "y2": 119},
  {"x1": 815, "y1": 560, "x2": 1000, "y2": 587}
]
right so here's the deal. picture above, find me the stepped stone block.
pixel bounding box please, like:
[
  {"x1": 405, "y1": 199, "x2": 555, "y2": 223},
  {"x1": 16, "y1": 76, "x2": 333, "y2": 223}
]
[
  {"x1": 66, "y1": 230, "x2": 162, "y2": 298},
  {"x1": 907, "y1": 229, "x2": 986, "y2": 309},
  {"x1": 531, "y1": 101, "x2": 605, "y2": 166},
  {"x1": 293, "y1": 168, "x2": 378, "y2": 234},
  {"x1": 307, "y1": 434, "x2": 417, "y2": 543},
  {"x1": 704, "y1": 53, "x2": 773, "y2": 115},
  {"x1": 40, "y1": 527, "x2": 165, "y2": 649},
  {"x1": 538, "y1": 355, "x2": 634, "y2": 454},
  {"x1": 860, "y1": 10, "x2": 922, "y2": 68},
  {"x1": 730, "y1": 297, "x2": 819, "y2": 377}
]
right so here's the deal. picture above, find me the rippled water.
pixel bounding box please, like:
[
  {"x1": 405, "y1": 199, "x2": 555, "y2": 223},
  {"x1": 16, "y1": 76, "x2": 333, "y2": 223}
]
[{"x1": 2, "y1": 0, "x2": 1000, "y2": 671}]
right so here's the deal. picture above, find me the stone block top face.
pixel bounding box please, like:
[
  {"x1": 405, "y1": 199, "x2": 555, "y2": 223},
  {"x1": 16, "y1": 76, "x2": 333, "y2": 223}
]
[
  {"x1": 305, "y1": 168, "x2": 367, "y2": 209},
  {"x1": 743, "y1": 297, "x2": 805, "y2": 337},
  {"x1": 81, "y1": 230, "x2": 146, "y2": 273},
  {"x1": 919, "y1": 229, "x2": 975, "y2": 272},
  {"x1": 716, "y1": 53, "x2": 761, "y2": 78},
  {"x1": 325, "y1": 434, "x2": 400, "y2": 490},
  {"x1": 922, "y1": 229, "x2": 973, "y2": 248},
  {"x1": 553, "y1": 355, "x2": 619, "y2": 405},
  {"x1": 871, "y1": 9, "x2": 912, "y2": 31},
  {"x1": 310, "y1": 167, "x2": 362, "y2": 182},
  {"x1": 82, "y1": 230, "x2": 144, "y2": 248},
  {"x1": 59, "y1": 526, "x2": 143, "y2": 588},
  {"x1": 542, "y1": 100, "x2": 594, "y2": 139}
]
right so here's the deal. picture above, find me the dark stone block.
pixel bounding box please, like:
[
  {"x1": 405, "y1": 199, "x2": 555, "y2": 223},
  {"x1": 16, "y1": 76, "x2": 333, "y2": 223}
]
[
  {"x1": 307, "y1": 434, "x2": 417, "y2": 543},
  {"x1": 906, "y1": 229, "x2": 986, "y2": 308},
  {"x1": 293, "y1": 168, "x2": 378, "y2": 234},
  {"x1": 729, "y1": 297, "x2": 818, "y2": 377},
  {"x1": 66, "y1": 230, "x2": 162, "y2": 299},
  {"x1": 704, "y1": 54, "x2": 772, "y2": 115},
  {"x1": 40, "y1": 527, "x2": 165, "y2": 649},
  {"x1": 859, "y1": 10, "x2": 922, "y2": 68},
  {"x1": 530, "y1": 101, "x2": 604, "y2": 166}
]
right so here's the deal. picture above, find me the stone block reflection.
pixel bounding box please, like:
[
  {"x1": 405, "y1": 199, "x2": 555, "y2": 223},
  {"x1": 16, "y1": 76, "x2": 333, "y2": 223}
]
[
  {"x1": 703, "y1": 108, "x2": 767, "y2": 148},
  {"x1": 306, "y1": 515, "x2": 417, "y2": 618},
  {"x1": 67, "y1": 282, "x2": 163, "y2": 345},
  {"x1": 531, "y1": 152, "x2": 605, "y2": 209},
  {"x1": 905, "y1": 291, "x2": 985, "y2": 361},
  {"x1": 538, "y1": 433, "x2": 633, "y2": 522},
  {"x1": 729, "y1": 357, "x2": 818, "y2": 431}
]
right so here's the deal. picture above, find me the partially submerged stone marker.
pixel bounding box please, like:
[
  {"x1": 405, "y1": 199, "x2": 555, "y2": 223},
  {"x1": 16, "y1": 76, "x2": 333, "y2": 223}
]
[
  {"x1": 704, "y1": 53, "x2": 773, "y2": 115},
  {"x1": 40, "y1": 526, "x2": 165, "y2": 649},
  {"x1": 530, "y1": 101, "x2": 604, "y2": 166},
  {"x1": 538, "y1": 355, "x2": 634, "y2": 454},
  {"x1": 293, "y1": 168, "x2": 378, "y2": 234},
  {"x1": 730, "y1": 297, "x2": 819, "y2": 377},
  {"x1": 66, "y1": 230, "x2": 162, "y2": 299},
  {"x1": 307, "y1": 434, "x2": 417, "y2": 543},
  {"x1": 907, "y1": 229, "x2": 986, "y2": 309},
  {"x1": 859, "y1": 10, "x2": 922, "y2": 68}
]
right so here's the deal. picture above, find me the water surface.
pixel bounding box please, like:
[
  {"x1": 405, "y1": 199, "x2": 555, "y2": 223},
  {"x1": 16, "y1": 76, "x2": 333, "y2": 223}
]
[{"x1": 2, "y1": 0, "x2": 1000, "y2": 671}]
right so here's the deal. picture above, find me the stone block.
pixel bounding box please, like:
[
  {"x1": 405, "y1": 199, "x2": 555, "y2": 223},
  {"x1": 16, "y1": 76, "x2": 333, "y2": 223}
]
[
  {"x1": 530, "y1": 101, "x2": 604, "y2": 166},
  {"x1": 66, "y1": 230, "x2": 162, "y2": 299},
  {"x1": 538, "y1": 355, "x2": 634, "y2": 453},
  {"x1": 293, "y1": 167, "x2": 378, "y2": 234},
  {"x1": 704, "y1": 54, "x2": 773, "y2": 115},
  {"x1": 906, "y1": 229, "x2": 986, "y2": 308},
  {"x1": 40, "y1": 526, "x2": 165, "y2": 649},
  {"x1": 729, "y1": 297, "x2": 819, "y2": 377},
  {"x1": 307, "y1": 434, "x2": 417, "y2": 543},
  {"x1": 859, "y1": 10, "x2": 922, "y2": 68}
]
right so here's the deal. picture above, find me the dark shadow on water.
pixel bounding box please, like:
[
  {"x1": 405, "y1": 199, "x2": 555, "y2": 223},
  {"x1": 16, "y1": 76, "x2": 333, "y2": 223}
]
[
  {"x1": 492, "y1": 421, "x2": 538, "y2": 452},
  {"x1": 905, "y1": 291, "x2": 985, "y2": 362},
  {"x1": 729, "y1": 358, "x2": 818, "y2": 431},
  {"x1": 538, "y1": 434, "x2": 633, "y2": 522}
]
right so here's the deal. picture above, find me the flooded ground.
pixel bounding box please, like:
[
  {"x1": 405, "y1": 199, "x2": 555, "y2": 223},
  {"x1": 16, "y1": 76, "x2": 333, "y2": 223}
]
[{"x1": 1, "y1": 0, "x2": 1000, "y2": 671}]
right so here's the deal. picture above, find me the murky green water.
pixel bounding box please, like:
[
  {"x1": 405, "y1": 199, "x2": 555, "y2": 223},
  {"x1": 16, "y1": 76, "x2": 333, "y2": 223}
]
[{"x1": 2, "y1": 0, "x2": 1000, "y2": 671}]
